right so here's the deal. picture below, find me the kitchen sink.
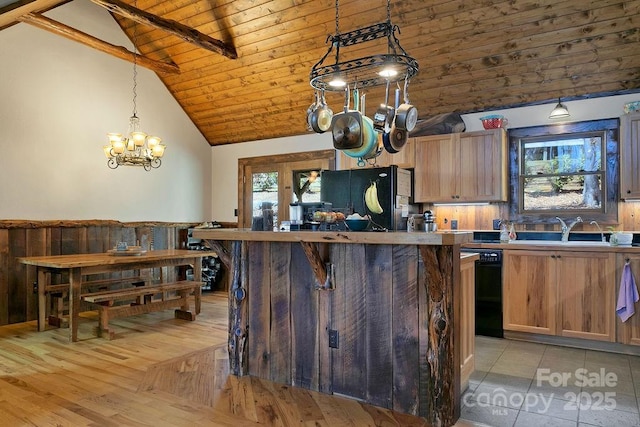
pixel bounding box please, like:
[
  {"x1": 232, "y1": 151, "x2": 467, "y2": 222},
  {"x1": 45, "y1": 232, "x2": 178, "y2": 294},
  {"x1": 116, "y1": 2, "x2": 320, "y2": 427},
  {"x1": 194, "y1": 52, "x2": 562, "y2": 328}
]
[{"x1": 507, "y1": 240, "x2": 610, "y2": 247}]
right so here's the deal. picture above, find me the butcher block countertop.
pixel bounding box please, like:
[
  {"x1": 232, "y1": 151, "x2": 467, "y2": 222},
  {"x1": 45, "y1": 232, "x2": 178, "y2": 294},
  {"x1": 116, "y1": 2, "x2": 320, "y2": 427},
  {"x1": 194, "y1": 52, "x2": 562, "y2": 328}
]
[{"x1": 193, "y1": 228, "x2": 472, "y2": 245}]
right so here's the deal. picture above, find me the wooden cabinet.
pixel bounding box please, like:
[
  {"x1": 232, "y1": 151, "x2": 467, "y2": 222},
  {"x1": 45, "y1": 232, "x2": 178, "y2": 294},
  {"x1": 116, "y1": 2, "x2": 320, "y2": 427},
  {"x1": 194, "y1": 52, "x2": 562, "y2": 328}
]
[
  {"x1": 338, "y1": 138, "x2": 415, "y2": 170},
  {"x1": 557, "y1": 251, "x2": 615, "y2": 342},
  {"x1": 620, "y1": 112, "x2": 640, "y2": 199},
  {"x1": 413, "y1": 129, "x2": 507, "y2": 203},
  {"x1": 503, "y1": 250, "x2": 557, "y2": 335},
  {"x1": 460, "y1": 253, "x2": 477, "y2": 391},
  {"x1": 616, "y1": 253, "x2": 640, "y2": 345},
  {"x1": 503, "y1": 249, "x2": 615, "y2": 342}
]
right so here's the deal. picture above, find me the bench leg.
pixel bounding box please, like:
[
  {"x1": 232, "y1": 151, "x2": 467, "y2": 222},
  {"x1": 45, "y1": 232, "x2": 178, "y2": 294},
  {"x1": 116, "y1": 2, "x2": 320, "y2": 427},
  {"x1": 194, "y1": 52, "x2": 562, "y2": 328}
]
[
  {"x1": 195, "y1": 286, "x2": 201, "y2": 315},
  {"x1": 175, "y1": 309, "x2": 196, "y2": 321},
  {"x1": 97, "y1": 306, "x2": 115, "y2": 340}
]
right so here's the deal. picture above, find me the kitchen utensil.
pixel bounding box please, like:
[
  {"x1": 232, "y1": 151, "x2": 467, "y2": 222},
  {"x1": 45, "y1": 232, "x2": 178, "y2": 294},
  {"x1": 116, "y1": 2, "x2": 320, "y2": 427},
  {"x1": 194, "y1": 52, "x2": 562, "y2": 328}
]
[
  {"x1": 309, "y1": 89, "x2": 333, "y2": 133},
  {"x1": 395, "y1": 78, "x2": 418, "y2": 132},
  {"x1": 345, "y1": 218, "x2": 369, "y2": 231},
  {"x1": 424, "y1": 210, "x2": 437, "y2": 232},
  {"x1": 479, "y1": 114, "x2": 507, "y2": 129},
  {"x1": 343, "y1": 87, "x2": 378, "y2": 159},
  {"x1": 306, "y1": 91, "x2": 319, "y2": 131},
  {"x1": 373, "y1": 79, "x2": 395, "y2": 133},
  {"x1": 387, "y1": 123, "x2": 408, "y2": 152},
  {"x1": 332, "y1": 85, "x2": 364, "y2": 149}
]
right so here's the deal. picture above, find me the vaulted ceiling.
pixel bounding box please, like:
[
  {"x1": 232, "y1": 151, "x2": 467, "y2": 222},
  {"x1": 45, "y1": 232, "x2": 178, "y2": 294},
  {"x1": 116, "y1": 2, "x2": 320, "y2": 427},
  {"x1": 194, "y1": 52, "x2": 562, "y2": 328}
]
[{"x1": 2, "y1": 0, "x2": 640, "y2": 146}]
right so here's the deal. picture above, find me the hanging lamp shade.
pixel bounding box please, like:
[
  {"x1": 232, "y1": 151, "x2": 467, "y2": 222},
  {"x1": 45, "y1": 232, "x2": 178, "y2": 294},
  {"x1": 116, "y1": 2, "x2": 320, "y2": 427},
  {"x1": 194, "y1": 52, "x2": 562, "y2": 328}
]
[{"x1": 549, "y1": 98, "x2": 570, "y2": 119}]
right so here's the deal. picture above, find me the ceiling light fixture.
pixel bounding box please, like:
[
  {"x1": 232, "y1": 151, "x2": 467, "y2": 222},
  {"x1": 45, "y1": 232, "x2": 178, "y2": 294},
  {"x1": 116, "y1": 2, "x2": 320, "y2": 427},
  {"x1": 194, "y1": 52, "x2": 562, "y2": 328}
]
[
  {"x1": 548, "y1": 97, "x2": 571, "y2": 119},
  {"x1": 309, "y1": 0, "x2": 418, "y2": 91},
  {"x1": 103, "y1": 4, "x2": 165, "y2": 171}
]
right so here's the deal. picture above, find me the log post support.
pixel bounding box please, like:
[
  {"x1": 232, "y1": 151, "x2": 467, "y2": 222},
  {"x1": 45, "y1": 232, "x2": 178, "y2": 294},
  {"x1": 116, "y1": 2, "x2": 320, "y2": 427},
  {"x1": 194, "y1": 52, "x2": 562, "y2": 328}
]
[
  {"x1": 418, "y1": 244, "x2": 460, "y2": 426},
  {"x1": 228, "y1": 240, "x2": 248, "y2": 376}
]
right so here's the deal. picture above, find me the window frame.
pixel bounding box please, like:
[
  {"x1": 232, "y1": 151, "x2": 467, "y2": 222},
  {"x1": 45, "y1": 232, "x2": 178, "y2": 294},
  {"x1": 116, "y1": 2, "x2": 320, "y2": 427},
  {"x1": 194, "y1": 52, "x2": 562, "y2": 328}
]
[{"x1": 508, "y1": 118, "x2": 619, "y2": 225}]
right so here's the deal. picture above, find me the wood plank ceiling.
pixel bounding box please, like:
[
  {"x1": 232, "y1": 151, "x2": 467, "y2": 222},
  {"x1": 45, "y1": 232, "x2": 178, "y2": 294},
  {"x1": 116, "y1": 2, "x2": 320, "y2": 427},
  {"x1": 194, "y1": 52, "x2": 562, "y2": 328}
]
[{"x1": 3, "y1": 0, "x2": 640, "y2": 146}]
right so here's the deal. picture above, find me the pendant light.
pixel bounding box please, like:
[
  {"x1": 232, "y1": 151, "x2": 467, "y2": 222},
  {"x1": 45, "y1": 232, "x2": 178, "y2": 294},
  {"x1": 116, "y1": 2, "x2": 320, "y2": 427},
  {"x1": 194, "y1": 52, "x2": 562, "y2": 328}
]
[{"x1": 549, "y1": 97, "x2": 571, "y2": 119}]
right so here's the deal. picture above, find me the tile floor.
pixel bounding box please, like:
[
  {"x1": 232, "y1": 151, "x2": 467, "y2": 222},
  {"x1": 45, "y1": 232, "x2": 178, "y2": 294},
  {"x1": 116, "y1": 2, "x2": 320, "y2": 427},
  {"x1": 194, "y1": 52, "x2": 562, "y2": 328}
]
[{"x1": 459, "y1": 337, "x2": 640, "y2": 427}]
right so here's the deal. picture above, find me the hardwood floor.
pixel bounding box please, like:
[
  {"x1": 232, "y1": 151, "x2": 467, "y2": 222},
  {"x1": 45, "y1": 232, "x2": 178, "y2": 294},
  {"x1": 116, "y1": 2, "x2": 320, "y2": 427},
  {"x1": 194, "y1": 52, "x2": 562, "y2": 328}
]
[{"x1": 0, "y1": 291, "x2": 478, "y2": 426}]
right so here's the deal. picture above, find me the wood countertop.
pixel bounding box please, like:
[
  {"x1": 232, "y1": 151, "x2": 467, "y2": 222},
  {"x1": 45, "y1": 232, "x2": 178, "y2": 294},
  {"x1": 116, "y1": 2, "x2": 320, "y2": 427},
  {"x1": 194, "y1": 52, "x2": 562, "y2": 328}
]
[
  {"x1": 193, "y1": 228, "x2": 473, "y2": 245},
  {"x1": 462, "y1": 241, "x2": 640, "y2": 252}
]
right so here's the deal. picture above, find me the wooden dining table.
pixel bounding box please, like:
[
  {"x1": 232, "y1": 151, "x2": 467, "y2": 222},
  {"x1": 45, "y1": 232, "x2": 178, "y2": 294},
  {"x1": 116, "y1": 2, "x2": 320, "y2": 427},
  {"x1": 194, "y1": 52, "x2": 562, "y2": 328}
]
[{"x1": 19, "y1": 249, "x2": 210, "y2": 342}]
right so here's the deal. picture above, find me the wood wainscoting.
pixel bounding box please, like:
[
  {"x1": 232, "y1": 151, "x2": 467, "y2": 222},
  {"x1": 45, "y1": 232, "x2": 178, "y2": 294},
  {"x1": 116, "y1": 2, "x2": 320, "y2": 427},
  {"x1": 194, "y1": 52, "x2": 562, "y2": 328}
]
[{"x1": 0, "y1": 220, "x2": 201, "y2": 326}]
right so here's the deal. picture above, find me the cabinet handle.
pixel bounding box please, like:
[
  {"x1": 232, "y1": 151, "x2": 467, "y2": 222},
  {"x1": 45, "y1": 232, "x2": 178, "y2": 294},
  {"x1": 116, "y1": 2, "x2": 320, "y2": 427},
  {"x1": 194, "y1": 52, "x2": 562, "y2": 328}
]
[
  {"x1": 451, "y1": 195, "x2": 456, "y2": 199},
  {"x1": 628, "y1": 190, "x2": 632, "y2": 194}
]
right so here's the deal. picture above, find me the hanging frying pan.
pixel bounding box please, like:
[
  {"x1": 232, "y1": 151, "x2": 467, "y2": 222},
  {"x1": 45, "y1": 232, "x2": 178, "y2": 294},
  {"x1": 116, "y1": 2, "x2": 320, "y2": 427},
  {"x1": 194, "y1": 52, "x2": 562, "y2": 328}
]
[
  {"x1": 373, "y1": 79, "x2": 395, "y2": 133},
  {"x1": 389, "y1": 123, "x2": 409, "y2": 151},
  {"x1": 344, "y1": 88, "x2": 378, "y2": 159},
  {"x1": 310, "y1": 89, "x2": 333, "y2": 133},
  {"x1": 306, "y1": 91, "x2": 319, "y2": 131},
  {"x1": 382, "y1": 86, "x2": 402, "y2": 154},
  {"x1": 395, "y1": 77, "x2": 418, "y2": 132},
  {"x1": 332, "y1": 85, "x2": 363, "y2": 150}
]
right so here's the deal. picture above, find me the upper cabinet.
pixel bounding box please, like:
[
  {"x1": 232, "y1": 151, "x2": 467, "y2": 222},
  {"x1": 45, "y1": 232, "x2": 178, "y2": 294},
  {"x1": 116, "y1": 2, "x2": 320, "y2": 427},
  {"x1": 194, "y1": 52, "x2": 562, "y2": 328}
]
[
  {"x1": 338, "y1": 138, "x2": 415, "y2": 170},
  {"x1": 620, "y1": 112, "x2": 640, "y2": 199},
  {"x1": 414, "y1": 129, "x2": 508, "y2": 203}
]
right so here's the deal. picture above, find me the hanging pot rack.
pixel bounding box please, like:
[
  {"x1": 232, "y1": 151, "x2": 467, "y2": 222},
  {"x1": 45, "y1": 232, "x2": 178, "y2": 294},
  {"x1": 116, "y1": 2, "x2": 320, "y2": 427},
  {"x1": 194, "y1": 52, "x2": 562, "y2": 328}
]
[{"x1": 309, "y1": 0, "x2": 419, "y2": 91}]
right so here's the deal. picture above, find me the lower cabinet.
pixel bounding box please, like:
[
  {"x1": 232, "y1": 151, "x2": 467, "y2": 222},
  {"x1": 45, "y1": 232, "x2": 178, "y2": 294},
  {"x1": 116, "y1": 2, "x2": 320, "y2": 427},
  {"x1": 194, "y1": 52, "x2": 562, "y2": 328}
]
[
  {"x1": 503, "y1": 250, "x2": 556, "y2": 335},
  {"x1": 460, "y1": 253, "x2": 477, "y2": 391},
  {"x1": 503, "y1": 250, "x2": 616, "y2": 342},
  {"x1": 616, "y1": 253, "x2": 640, "y2": 345}
]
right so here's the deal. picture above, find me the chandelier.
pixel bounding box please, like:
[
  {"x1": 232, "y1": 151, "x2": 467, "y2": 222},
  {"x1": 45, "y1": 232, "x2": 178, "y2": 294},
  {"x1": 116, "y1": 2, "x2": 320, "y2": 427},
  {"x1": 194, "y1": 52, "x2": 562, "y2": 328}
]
[
  {"x1": 309, "y1": 0, "x2": 419, "y2": 91},
  {"x1": 103, "y1": 9, "x2": 165, "y2": 171}
]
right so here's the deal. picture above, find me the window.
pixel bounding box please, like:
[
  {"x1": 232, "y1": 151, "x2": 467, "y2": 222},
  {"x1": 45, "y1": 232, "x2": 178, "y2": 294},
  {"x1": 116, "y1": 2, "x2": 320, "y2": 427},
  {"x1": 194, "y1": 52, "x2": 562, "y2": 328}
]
[
  {"x1": 508, "y1": 119, "x2": 619, "y2": 223},
  {"x1": 519, "y1": 132, "x2": 604, "y2": 212}
]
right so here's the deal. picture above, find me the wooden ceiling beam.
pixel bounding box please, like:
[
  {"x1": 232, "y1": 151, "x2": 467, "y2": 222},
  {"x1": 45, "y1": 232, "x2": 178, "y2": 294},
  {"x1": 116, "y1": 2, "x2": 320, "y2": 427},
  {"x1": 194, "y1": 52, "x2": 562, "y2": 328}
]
[
  {"x1": 0, "y1": 0, "x2": 66, "y2": 29},
  {"x1": 90, "y1": 0, "x2": 237, "y2": 60},
  {"x1": 18, "y1": 12, "x2": 180, "y2": 74}
]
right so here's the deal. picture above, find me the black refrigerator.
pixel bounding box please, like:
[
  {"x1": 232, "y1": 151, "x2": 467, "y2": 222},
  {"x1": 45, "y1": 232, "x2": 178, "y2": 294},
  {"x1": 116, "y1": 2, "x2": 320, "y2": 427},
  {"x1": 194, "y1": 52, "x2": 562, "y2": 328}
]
[{"x1": 320, "y1": 165, "x2": 417, "y2": 231}]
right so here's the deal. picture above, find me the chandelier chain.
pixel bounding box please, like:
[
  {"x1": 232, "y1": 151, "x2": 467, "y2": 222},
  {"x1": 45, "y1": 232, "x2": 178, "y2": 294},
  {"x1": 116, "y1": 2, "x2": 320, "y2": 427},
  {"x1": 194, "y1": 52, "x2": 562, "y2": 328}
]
[
  {"x1": 386, "y1": 0, "x2": 391, "y2": 23},
  {"x1": 334, "y1": 0, "x2": 339, "y2": 35},
  {"x1": 132, "y1": 0, "x2": 138, "y2": 118}
]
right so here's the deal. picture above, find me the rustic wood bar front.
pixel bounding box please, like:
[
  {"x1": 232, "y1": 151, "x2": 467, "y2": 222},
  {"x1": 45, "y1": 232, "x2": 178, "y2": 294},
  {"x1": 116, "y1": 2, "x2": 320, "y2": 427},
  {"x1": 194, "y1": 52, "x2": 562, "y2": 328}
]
[{"x1": 194, "y1": 228, "x2": 471, "y2": 426}]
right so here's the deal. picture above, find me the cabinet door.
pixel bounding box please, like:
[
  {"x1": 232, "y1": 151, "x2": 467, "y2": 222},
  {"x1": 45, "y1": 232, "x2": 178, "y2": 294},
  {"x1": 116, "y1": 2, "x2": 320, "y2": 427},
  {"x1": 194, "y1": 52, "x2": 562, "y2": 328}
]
[
  {"x1": 414, "y1": 134, "x2": 459, "y2": 202},
  {"x1": 460, "y1": 256, "x2": 476, "y2": 391},
  {"x1": 617, "y1": 253, "x2": 640, "y2": 345},
  {"x1": 503, "y1": 250, "x2": 557, "y2": 335},
  {"x1": 458, "y1": 129, "x2": 507, "y2": 202},
  {"x1": 557, "y1": 252, "x2": 615, "y2": 342},
  {"x1": 620, "y1": 113, "x2": 640, "y2": 199}
]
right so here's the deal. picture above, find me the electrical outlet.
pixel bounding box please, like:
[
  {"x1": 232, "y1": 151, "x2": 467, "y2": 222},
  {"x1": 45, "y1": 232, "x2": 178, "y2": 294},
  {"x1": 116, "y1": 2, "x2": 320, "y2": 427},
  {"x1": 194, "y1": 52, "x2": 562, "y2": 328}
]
[
  {"x1": 451, "y1": 219, "x2": 458, "y2": 230},
  {"x1": 329, "y1": 329, "x2": 339, "y2": 348}
]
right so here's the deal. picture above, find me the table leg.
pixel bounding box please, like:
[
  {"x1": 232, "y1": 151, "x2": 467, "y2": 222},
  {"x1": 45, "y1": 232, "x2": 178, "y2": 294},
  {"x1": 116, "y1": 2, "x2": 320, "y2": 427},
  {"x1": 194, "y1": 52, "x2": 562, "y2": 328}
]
[
  {"x1": 68, "y1": 268, "x2": 81, "y2": 342},
  {"x1": 194, "y1": 257, "x2": 202, "y2": 314},
  {"x1": 37, "y1": 269, "x2": 47, "y2": 332}
]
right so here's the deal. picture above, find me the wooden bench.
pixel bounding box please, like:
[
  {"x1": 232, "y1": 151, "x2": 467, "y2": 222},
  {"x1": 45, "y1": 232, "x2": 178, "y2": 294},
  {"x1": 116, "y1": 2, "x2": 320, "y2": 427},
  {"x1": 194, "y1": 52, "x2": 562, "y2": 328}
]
[
  {"x1": 45, "y1": 276, "x2": 149, "y2": 327},
  {"x1": 81, "y1": 281, "x2": 203, "y2": 340}
]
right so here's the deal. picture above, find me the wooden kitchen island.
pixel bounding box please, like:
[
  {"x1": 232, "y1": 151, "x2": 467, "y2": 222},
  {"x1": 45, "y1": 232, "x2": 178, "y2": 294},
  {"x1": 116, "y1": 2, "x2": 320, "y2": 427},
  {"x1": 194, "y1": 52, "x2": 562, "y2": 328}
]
[{"x1": 193, "y1": 228, "x2": 472, "y2": 427}]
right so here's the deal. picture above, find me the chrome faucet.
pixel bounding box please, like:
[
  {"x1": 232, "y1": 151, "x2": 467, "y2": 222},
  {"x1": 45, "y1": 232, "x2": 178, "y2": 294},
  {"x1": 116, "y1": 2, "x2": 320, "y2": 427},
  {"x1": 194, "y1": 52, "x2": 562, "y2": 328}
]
[
  {"x1": 590, "y1": 220, "x2": 606, "y2": 242},
  {"x1": 556, "y1": 216, "x2": 583, "y2": 241}
]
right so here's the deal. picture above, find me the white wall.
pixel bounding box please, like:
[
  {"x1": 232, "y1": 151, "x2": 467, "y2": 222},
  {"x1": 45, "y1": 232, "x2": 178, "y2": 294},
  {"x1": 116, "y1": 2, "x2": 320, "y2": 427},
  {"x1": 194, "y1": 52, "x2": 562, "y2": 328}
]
[
  {"x1": 211, "y1": 93, "x2": 640, "y2": 223},
  {"x1": 0, "y1": 0, "x2": 211, "y2": 222}
]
